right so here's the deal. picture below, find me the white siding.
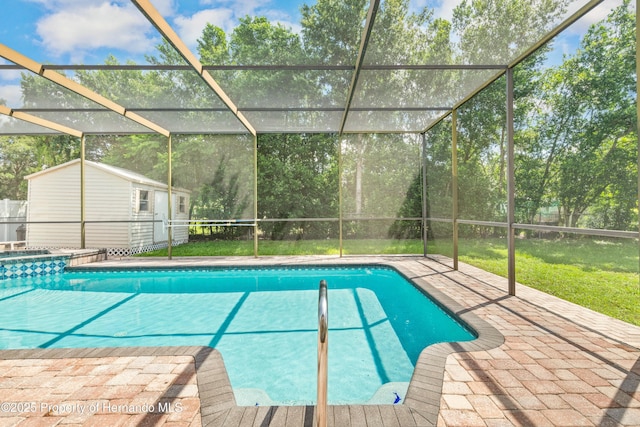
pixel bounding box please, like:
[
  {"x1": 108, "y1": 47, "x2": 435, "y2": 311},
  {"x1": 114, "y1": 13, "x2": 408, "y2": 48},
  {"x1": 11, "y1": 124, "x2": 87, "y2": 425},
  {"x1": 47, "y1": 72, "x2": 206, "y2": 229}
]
[
  {"x1": 26, "y1": 160, "x2": 190, "y2": 251},
  {"x1": 129, "y1": 184, "x2": 156, "y2": 248},
  {"x1": 84, "y1": 165, "x2": 130, "y2": 248},
  {"x1": 172, "y1": 192, "x2": 190, "y2": 242},
  {"x1": 26, "y1": 162, "x2": 137, "y2": 249},
  {"x1": 27, "y1": 164, "x2": 81, "y2": 248}
]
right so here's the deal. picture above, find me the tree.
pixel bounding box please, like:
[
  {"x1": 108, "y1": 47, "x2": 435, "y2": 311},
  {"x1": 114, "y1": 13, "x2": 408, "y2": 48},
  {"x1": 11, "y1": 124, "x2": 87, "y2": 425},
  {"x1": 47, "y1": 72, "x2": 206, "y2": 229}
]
[
  {"x1": 517, "y1": 0, "x2": 636, "y2": 230},
  {"x1": 257, "y1": 133, "x2": 338, "y2": 239},
  {"x1": 424, "y1": 119, "x2": 454, "y2": 239},
  {"x1": 99, "y1": 134, "x2": 166, "y2": 181},
  {"x1": 171, "y1": 134, "x2": 254, "y2": 222},
  {"x1": 452, "y1": 0, "x2": 570, "y2": 64},
  {"x1": 447, "y1": 0, "x2": 569, "y2": 231},
  {"x1": 389, "y1": 168, "x2": 423, "y2": 239},
  {"x1": 0, "y1": 136, "x2": 39, "y2": 199},
  {"x1": 194, "y1": 155, "x2": 251, "y2": 238}
]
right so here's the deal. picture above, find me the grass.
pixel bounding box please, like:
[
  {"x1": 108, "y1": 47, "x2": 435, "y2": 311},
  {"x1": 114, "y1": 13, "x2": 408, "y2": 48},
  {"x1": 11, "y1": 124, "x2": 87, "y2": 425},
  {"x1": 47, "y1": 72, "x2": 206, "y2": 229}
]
[
  {"x1": 139, "y1": 237, "x2": 640, "y2": 326},
  {"x1": 429, "y1": 237, "x2": 640, "y2": 326},
  {"x1": 136, "y1": 238, "x2": 425, "y2": 257}
]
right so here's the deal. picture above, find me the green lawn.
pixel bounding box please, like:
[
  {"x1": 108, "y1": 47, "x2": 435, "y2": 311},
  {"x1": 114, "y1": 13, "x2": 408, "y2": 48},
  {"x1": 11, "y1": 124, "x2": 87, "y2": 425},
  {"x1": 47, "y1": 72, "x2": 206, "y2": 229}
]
[
  {"x1": 137, "y1": 238, "x2": 426, "y2": 257},
  {"x1": 430, "y1": 237, "x2": 640, "y2": 326},
  {"x1": 139, "y1": 237, "x2": 640, "y2": 326}
]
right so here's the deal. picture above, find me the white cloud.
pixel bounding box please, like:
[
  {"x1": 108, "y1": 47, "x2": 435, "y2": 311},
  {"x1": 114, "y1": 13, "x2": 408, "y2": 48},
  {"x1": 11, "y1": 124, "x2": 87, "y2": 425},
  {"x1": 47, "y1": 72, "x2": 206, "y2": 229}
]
[
  {"x1": 273, "y1": 19, "x2": 302, "y2": 34},
  {"x1": 174, "y1": 8, "x2": 235, "y2": 48},
  {"x1": 430, "y1": 0, "x2": 463, "y2": 22},
  {"x1": 174, "y1": 0, "x2": 302, "y2": 49},
  {"x1": 0, "y1": 84, "x2": 24, "y2": 108},
  {"x1": 34, "y1": 2, "x2": 157, "y2": 61},
  {"x1": 0, "y1": 69, "x2": 23, "y2": 82},
  {"x1": 26, "y1": 0, "x2": 304, "y2": 61},
  {"x1": 565, "y1": 0, "x2": 628, "y2": 35},
  {"x1": 225, "y1": 0, "x2": 267, "y2": 18},
  {"x1": 261, "y1": 5, "x2": 301, "y2": 30},
  {"x1": 173, "y1": 1, "x2": 302, "y2": 49},
  {"x1": 0, "y1": 58, "x2": 24, "y2": 89},
  {"x1": 150, "y1": 0, "x2": 176, "y2": 16}
]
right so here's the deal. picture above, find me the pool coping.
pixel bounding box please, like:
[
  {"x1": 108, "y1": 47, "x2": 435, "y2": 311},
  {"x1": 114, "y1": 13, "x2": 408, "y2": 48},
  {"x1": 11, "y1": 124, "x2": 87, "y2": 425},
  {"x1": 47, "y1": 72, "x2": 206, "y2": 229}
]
[{"x1": 0, "y1": 256, "x2": 505, "y2": 426}]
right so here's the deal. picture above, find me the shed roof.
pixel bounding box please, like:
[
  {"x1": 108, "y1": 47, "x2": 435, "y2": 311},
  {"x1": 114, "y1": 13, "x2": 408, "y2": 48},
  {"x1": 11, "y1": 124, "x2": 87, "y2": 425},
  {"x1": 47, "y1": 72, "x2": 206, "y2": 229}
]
[
  {"x1": 0, "y1": 0, "x2": 608, "y2": 136},
  {"x1": 25, "y1": 158, "x2": 190, "y2": 193}
]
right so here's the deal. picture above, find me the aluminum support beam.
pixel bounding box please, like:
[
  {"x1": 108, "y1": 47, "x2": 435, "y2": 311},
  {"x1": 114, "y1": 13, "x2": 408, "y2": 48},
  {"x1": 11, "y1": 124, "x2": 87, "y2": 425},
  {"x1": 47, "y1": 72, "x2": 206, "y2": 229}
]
[
  {"x1": 167, "y1": 134, "x2": 173, "y2": 260},
  {"x1": 338, "y1": 0, "x2": 380, "y2": 134},
  {"x1": 253, "y1": 134, "x2": 259, "y2": 258},
  {"x1": 507, "y1": 68, "x2": 516, "y2": 295},
  {"x1": 422, "y1": 133, "x2": 428, "y2": 257},
  {"x1": 80, "y1": 135, "x2": 86, "y2": 249},
  {"x1": 339, "y1": 137, "x2": 344, "y2": 257},
  {"x1": 637, "y1": 0, "x2": 640, "y2": 292},
  {"x1": 0, "y1": 105, "x2": 83, "y2": 137},
  {"x1": 132, "y1": 0, "x2": 256, "y2": 137},
  {"x1": 452, "y1": 109, "x2": 459, "y2": 270},
  {"x1": 0, "y1": 44, "x2": 170, "y2": 137}
]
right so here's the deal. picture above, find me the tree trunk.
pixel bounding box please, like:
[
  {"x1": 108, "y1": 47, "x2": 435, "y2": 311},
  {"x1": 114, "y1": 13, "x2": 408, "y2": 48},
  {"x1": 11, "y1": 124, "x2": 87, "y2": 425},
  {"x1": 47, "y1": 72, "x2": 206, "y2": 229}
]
[{"x1": 354, "y1": 135, "x2": 367, "y2": 216}]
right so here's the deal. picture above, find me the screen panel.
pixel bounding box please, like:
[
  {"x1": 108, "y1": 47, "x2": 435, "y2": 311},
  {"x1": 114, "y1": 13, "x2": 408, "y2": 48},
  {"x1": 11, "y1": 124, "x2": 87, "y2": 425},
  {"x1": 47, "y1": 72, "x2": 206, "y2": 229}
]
[
  {"x1": 83, "y1": 134, "x2": 169, "y2": 254},
  {"x1": 72, "y1": 68, "x2": 227, "y2": 110},
  {"x1": 214, "y1": 69, "x2": 351, "y2": 109},
  {"x1": 424, "y1": 116, "x2": 454, "y2": 259},
  {"x1": 514, "y1": 0, "x2": 637, "y2": 233},
  {"x1": 135, "y1": 110, "x2": 248, "y2": 134},
  {"x1": 0, "y1": 116, "x2": 62, "y2": 135},
  {"x1": 341, "y1": 133, "x2": 422, "y2": 251},
  {"x1": 362, "y1": 0, "x2": 596, "y2": 67},
  {"x1": 352, "y1": 69, "x2": 500, "y2": 111},
  {"x1": 343, "y1": 110, "x2": 444, "y2": 133},
  {"x1": 0, "y1": 2, "x2": 187, "y2": 66},
  {"x1": 20, "y1": 136, "x2": 83, "y2": 249},
  {"x1": 425, "y1": 118, "x2": 453, "y2": 220},
  {"x1": 243, "y1": 111, "x2": 342, "y2": 134},
  {"x1": 456, "y1": 76, "x2": 508, "y2": 223},
  {"x1": 257, "y1": 133, "x2": 339, "y2": 254}
]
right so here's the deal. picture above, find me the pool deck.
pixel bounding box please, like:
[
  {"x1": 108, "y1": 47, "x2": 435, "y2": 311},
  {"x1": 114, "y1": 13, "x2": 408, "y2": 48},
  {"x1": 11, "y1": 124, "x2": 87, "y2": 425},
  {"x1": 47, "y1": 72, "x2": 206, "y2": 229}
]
[{"x1": 0, "y1": 255, "x2": 639, "y2": 426}]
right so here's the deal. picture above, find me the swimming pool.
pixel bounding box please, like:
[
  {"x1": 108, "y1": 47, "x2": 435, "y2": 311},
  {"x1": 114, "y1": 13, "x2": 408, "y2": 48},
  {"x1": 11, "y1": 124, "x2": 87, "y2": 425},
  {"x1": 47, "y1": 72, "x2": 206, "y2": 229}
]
[{"x1": 0, "y1": 265, "x2": 475, "y2": 405}]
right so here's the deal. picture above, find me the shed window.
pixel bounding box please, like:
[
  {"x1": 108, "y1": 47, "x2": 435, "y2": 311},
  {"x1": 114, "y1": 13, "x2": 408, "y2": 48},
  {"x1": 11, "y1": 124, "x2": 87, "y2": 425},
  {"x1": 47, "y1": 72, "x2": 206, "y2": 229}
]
[
  {"x1": 179, "y1": 196, "x2": 186, "y2": 213},
  {"x1": 138, "y1": 190, "x2": 150, "y2": 212}
]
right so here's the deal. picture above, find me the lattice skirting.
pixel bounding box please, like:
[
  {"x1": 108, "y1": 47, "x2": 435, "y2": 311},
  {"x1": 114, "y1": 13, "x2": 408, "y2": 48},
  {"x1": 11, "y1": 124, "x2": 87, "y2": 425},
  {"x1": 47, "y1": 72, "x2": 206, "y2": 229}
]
[
  {"x1": 25, "y1": 241, "x2": 189, "y2": 259},
  {"x1": 108, "y1": 240, "x2": 189, "y2": 257}
]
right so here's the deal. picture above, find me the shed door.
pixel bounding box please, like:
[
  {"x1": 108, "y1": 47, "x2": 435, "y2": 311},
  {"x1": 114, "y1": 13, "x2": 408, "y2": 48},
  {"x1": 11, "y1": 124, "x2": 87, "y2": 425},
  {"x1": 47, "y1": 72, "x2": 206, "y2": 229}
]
[{"x1": 154, "y1": 191, "x2": 169, "y2": 243}]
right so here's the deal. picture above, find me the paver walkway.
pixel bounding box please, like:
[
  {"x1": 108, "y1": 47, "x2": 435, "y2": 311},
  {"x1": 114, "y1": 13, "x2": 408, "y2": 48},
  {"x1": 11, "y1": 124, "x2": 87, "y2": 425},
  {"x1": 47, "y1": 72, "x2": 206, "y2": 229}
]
[
  {"x1": 0, "y1": 255, "x2": 638, "y2": 426},
  {"x1": 0, "y1": 352, "x2": 201, "y2": 426},
  {"x1": 426, "y1": 258, "x2": 640, "y2": 427}
]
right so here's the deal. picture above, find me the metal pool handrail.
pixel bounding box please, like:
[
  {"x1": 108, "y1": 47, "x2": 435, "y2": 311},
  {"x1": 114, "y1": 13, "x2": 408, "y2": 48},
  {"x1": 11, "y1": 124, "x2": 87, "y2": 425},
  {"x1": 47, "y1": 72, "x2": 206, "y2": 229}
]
[{"x1": 317, "y1": 279, "x2": 328, "y2": 427}]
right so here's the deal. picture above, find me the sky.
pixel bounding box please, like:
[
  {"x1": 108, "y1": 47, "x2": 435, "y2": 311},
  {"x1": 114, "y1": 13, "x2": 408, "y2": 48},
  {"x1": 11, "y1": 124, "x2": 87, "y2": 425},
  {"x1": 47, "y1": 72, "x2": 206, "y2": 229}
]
[
  {"x1": 0, "y1": 0, "x2": 306, "y2": 65},
  {"x1": 0, "y1": 0, "x2": 304, "y2": 107},
  {"x1": 0, "y1": 0, "x2": 628, "y2": 108},
  {"x1": 546, "y1": 0, "x2": 630, "y2": 66}
]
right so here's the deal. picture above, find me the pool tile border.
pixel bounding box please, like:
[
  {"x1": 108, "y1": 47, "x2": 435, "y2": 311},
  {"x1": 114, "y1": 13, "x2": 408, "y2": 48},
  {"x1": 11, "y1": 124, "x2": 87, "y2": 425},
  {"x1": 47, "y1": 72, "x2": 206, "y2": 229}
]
[
  {"x1": 384, "y1": 260, "x2": 506, "y2": 424},
  {"x1": 0, "y1": 257, "x2": 504, "y2": 426},
  {"x1": 0, "y1": 255, "x2": 69, "y2": 280}
]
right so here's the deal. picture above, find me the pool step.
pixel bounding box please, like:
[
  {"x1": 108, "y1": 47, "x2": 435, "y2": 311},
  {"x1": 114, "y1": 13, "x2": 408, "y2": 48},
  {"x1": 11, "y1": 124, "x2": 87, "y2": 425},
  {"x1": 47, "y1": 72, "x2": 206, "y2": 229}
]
[{"x1": 66, "y1": 249, "x2": 107, "y2": 267}]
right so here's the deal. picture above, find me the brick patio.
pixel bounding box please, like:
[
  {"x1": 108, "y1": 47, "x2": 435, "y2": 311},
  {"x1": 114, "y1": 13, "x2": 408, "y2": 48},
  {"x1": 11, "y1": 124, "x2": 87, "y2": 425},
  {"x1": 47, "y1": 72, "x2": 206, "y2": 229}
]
[{"x1": 0, "y1": 255, "x2": 638, "y2": 426}]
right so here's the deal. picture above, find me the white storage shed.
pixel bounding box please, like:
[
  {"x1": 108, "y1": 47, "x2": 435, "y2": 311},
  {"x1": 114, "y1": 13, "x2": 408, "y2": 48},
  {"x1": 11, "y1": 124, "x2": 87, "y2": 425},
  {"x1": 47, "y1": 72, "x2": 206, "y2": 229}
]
[{"x1": 25, "y1": 159, "x2": 190, "y2": 256}]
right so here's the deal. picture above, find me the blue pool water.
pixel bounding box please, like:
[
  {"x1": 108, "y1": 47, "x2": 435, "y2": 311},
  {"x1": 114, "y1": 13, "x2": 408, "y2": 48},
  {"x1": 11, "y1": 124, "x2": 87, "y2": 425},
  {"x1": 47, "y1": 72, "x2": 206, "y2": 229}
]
[{"x1": 0, "y1": 265, "x2": 475, "y2": 405}]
